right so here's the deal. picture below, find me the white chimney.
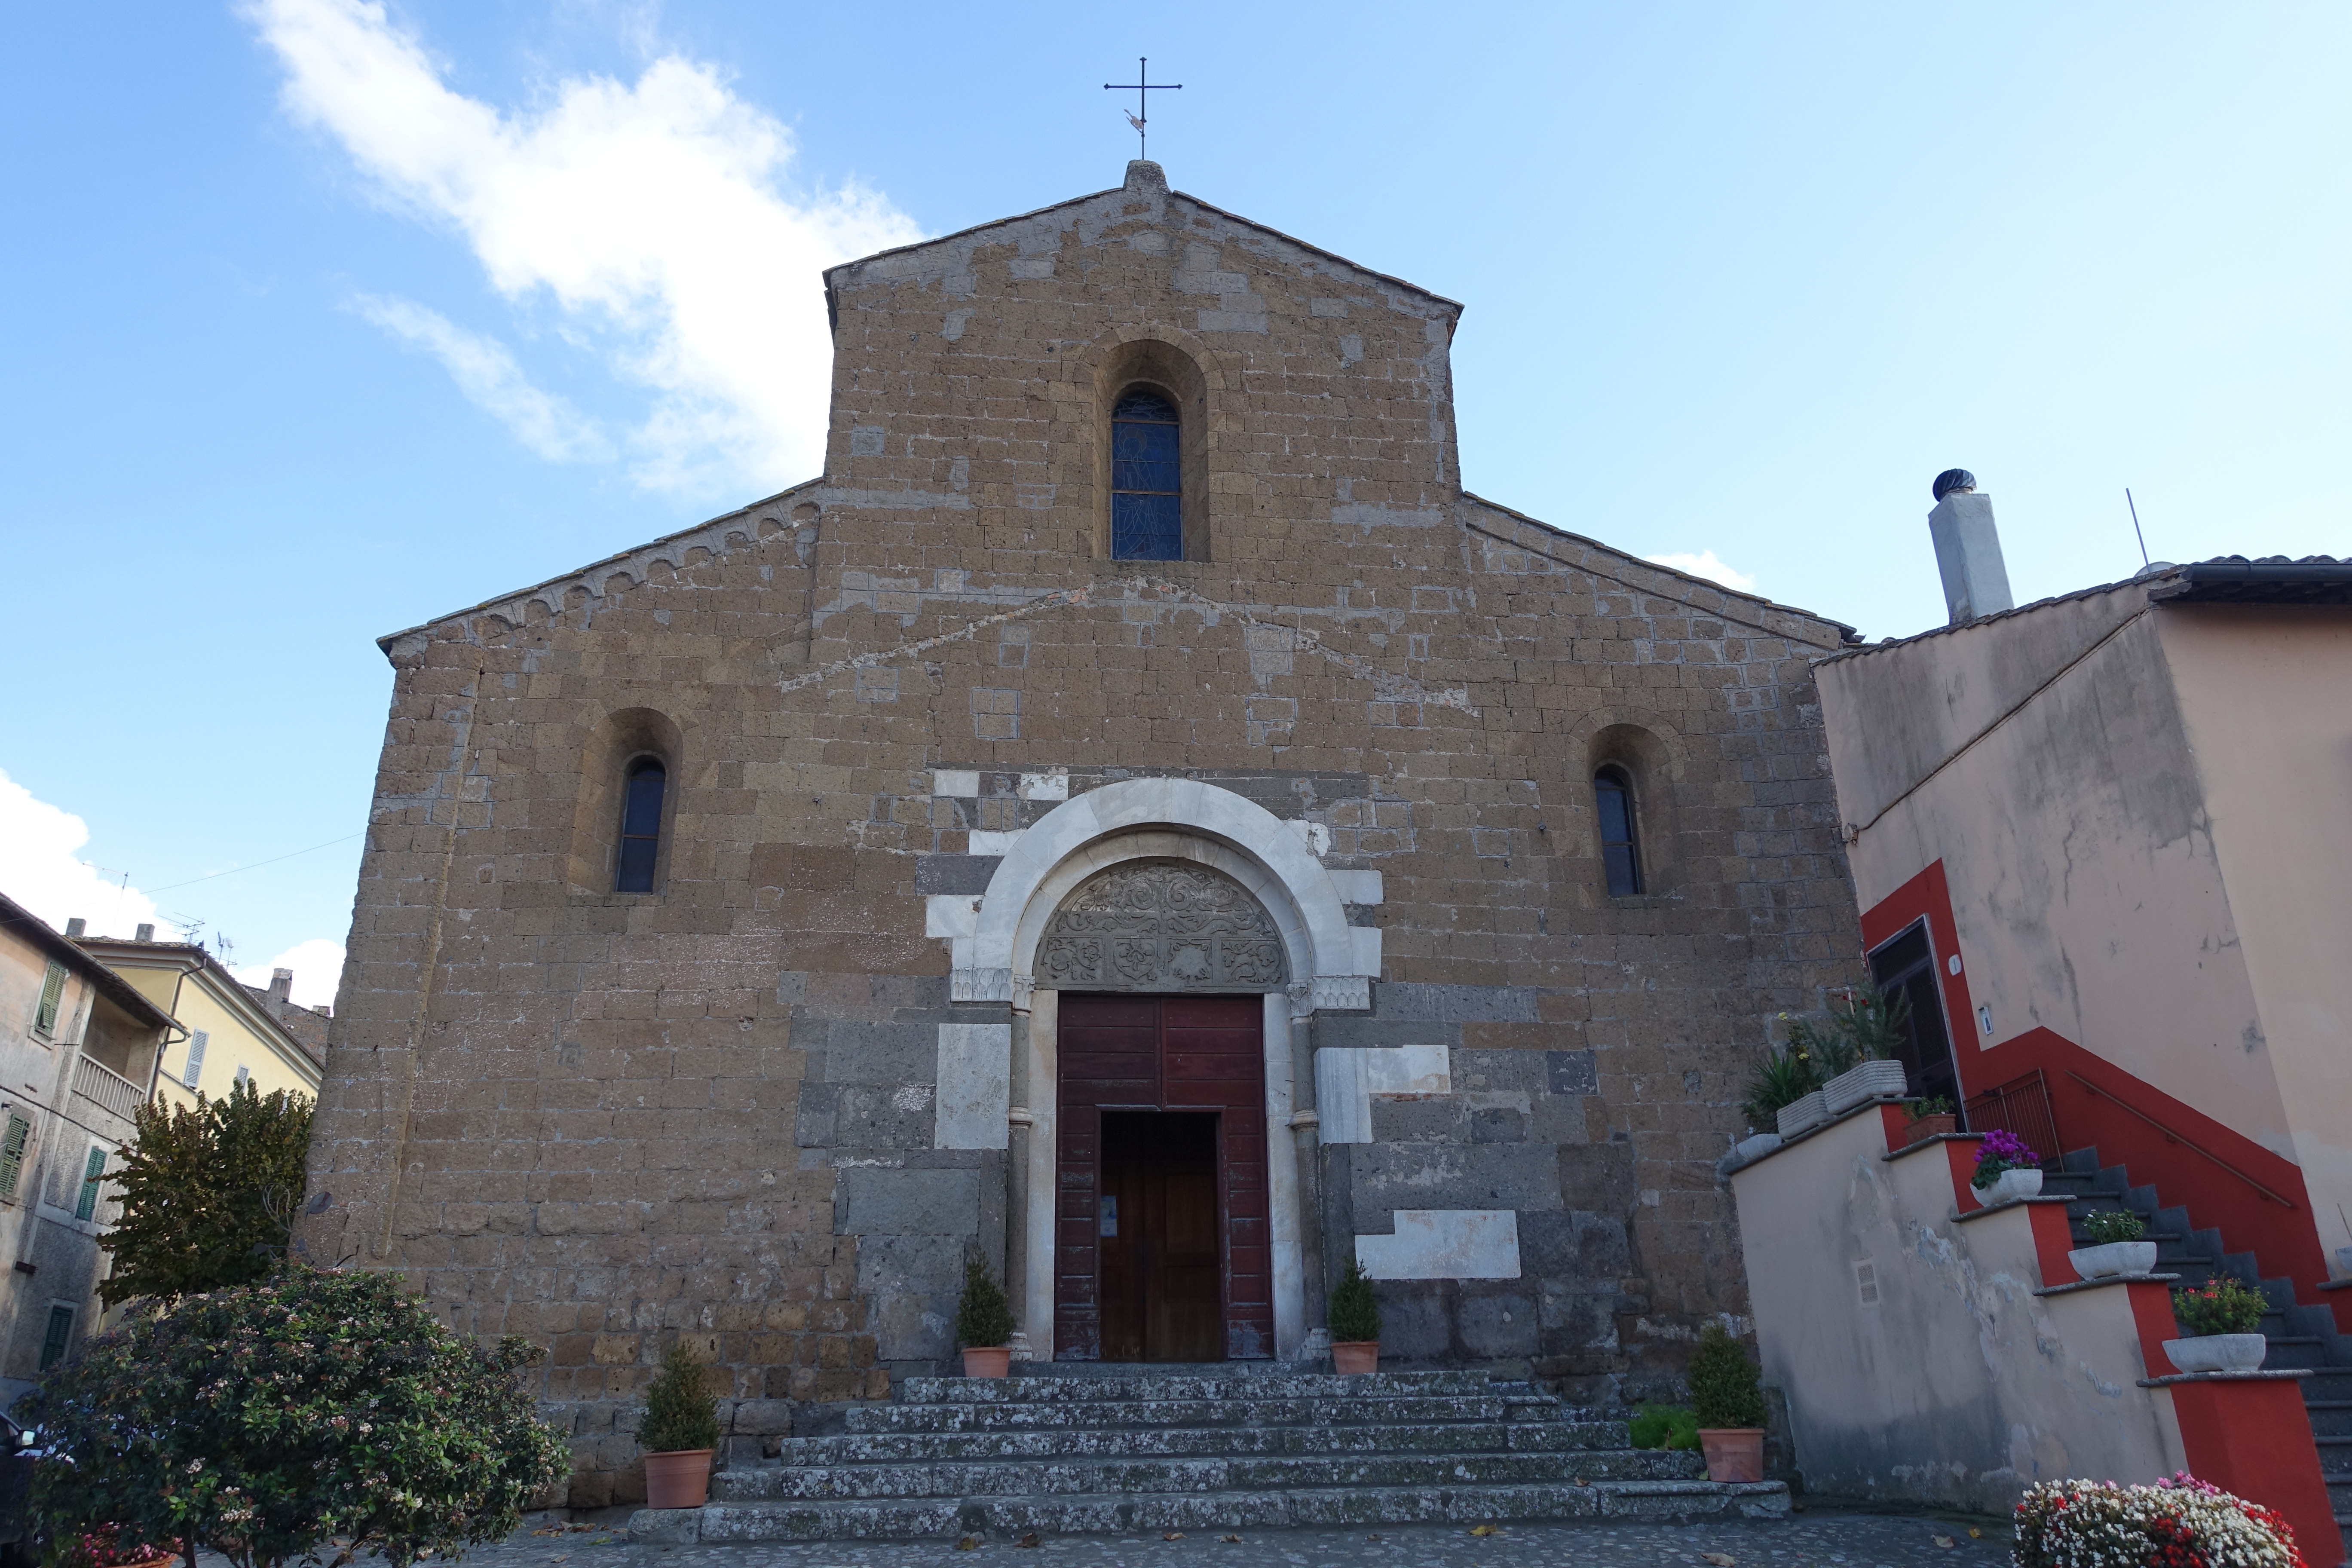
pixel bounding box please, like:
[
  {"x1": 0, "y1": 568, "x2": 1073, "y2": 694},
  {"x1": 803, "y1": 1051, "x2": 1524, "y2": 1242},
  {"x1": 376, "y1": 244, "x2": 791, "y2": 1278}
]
[{"x1": 1927, "y1": 469, "x2": 2015, "y2": 625}]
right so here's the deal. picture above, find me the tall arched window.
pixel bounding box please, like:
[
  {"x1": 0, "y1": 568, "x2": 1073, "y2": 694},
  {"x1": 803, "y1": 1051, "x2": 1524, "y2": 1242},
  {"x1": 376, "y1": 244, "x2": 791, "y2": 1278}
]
[
  {"x1": 1594, "y1": 766, "x2": 1643, "y2": 896},
  {"x1": 615, "y1": 756, "x2": 667, "y2": 892},
  {"x1": 1110, "y1": 386, "x2": 1182, "y2": 560}
]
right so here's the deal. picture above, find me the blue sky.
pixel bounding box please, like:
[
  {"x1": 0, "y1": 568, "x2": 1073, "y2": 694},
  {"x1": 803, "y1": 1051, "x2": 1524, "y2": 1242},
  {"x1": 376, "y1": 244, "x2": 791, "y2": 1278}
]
[{"x1": 3, "y1": 2, "x2": 2346, "y2": 1004}]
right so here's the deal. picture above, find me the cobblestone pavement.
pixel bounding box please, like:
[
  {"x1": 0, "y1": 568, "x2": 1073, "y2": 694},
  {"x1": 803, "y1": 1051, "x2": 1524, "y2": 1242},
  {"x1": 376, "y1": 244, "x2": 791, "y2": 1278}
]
[{"x1": 379, "y1": 1510, "x2": 2015, "y2": 1568}]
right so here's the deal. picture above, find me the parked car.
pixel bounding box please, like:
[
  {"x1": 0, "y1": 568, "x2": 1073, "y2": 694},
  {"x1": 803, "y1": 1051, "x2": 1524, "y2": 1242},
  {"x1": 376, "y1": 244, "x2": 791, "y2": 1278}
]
[{"x1": 0, "y1": 1411, "x2": 43, "y2": 1568}]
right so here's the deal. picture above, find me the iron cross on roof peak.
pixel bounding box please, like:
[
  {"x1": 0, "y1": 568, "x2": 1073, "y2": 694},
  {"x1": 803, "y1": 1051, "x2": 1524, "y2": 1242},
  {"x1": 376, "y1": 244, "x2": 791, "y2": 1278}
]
[{"x1": 1104, "y1": 57, "x2": 1180, "y2": 162}]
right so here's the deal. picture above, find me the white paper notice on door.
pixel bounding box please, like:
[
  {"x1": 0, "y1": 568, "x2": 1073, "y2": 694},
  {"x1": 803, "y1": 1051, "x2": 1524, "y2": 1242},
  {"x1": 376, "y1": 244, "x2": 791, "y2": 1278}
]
[{"x1": 1099, "y1": 1195, "x2": 1119, "y2": 1237}]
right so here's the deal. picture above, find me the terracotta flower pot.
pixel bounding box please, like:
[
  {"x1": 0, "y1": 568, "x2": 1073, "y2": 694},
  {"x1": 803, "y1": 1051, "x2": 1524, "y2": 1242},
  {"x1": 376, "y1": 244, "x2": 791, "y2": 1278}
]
[
  {"x1": 1331, "y1": 1340, "x2": 1379, "y2": 1375},
  {"x1": 1697, "y1": 1427, "x2": 1764, "y2": 1483},
  {"x1": 1903, "y1": 1114, "x2": 1956, "y2": 1146},
  {"x1": 962, "y1": 1346, "x2": 1012, "y2": 1378},
  {"x1": 642, "y1": 1448, "x2": 714, "y2": 1510}
]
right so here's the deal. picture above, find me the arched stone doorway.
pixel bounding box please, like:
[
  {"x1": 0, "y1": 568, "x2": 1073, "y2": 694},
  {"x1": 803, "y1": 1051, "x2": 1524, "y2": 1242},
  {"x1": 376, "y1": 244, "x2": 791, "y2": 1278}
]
[{"x1": 960, "y1": 779, "x2": 1384, "y2": 1363}]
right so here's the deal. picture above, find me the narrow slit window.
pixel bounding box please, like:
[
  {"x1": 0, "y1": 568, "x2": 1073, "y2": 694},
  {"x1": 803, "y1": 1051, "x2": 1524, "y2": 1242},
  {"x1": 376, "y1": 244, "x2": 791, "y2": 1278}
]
[
  {"x1": 615, "y1": 757, "x2": 667, "y2": 892},
  {"x1": 1595, "y1": 766, "x2": 1643, "y2": 896},
  {"x1": 1110, "y1": 387, "x2": 1182, "y2": 560}
]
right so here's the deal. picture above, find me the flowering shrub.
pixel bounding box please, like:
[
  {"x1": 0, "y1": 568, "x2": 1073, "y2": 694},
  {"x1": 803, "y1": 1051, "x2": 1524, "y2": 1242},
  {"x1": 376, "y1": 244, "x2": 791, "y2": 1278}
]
[
  {"x1": 2174, "y1": 1276, "x2": 2269, "y2": 1337},
  {"x1": 1971, "y1": 1128, "x2": 2040, "y2": 1189},
  {"x1": 2083, "y1": 1208, "x2": 2149, "y2": 1245},
  {"x1": 17, "y1": 1266, "x2": 569, "y2": 1568},
  {"x1": 2013, "y1": 1473, "x2": 2304, "y2": 1567}
]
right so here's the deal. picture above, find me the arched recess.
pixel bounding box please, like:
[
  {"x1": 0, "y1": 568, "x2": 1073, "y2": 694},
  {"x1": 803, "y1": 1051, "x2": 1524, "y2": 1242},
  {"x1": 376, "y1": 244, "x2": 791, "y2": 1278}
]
[
  {"x1": 566, "y1": 706, "x2": 684, "y2": 895},
  {"x1": 1559, "y1": 708, "x2": 1689, "y2": 898},
  {"x1": 1076, "y1": 327, "x2": 1224, "y2": 563},
  {"x1": 956, "y1": 778, "x2": 1371, "y2": 1015}
]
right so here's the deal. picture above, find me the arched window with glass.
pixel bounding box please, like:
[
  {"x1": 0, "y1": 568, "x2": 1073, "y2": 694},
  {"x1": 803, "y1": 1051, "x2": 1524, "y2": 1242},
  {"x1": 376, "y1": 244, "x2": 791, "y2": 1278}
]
[
  {"x1": 615, "y1": 756, "x2": 668, "y2": 892},
  {"x1": 1594, "y1": 765, "x2": 1643, "y2": 897},
  {"x1": 1110, "y1": 386, "x2": 1182, "y2": 560}
]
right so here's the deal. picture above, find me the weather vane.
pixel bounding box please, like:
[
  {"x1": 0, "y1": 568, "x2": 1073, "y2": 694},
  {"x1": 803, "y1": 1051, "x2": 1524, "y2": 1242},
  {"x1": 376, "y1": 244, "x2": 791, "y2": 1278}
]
[{"x1": 1104, "y1": 57, "x2": 1180, "y2": 161}]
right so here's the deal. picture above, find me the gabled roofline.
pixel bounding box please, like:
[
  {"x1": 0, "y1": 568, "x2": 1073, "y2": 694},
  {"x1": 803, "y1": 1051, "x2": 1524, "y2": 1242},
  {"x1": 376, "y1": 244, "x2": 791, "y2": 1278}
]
[
  {"x1": 824, "y1": 171, "x2": 1464, "y2": 315},
  {"x1": 0, "y1": 893, "x2": 178, "y2": 1034},
  {"x1": 74, "y1": 937, "x2": 325, "y2": 1078}
]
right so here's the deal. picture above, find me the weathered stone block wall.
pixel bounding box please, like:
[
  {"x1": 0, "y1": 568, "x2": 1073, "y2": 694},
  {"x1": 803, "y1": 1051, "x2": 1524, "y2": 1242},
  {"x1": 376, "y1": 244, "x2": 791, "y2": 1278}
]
[{"x1": 299, "y1": 160, "x2": 1861, "y2": 1501}]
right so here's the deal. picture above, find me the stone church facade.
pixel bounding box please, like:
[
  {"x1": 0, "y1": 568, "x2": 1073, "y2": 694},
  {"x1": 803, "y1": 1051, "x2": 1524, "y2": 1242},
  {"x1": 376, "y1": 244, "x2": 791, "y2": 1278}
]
[{"x1": 300, "y1": 160, "x2": 1862, "y2": 1503}]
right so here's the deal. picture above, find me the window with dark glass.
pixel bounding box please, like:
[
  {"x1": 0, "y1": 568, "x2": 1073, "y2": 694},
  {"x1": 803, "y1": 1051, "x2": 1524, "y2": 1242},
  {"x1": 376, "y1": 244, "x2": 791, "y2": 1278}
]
[
  {"x1": 1594, "y1": 766, "x2": 1642, "y2": 896},
  {"x1": 615, "y1": 757, "x2": 667, "y2": 892},
  {"x1": 1868, "y1": 922, "x2": 1960, "y2": 1109},
  {"x1": 1110, "y1": 387, "x2": 1182, "y2": 560},
  {"x1": 39, "y1": 1305, "x2": 72, "y2": 1371}
]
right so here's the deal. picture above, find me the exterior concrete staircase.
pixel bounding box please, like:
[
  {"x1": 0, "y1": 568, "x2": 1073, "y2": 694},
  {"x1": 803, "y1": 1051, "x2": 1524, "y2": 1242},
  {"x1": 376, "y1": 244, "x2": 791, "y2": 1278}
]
[
  {"x1": 628, "y1": 1366, "x2": 1789, "y2": 1544},
  {"x1": 2043, "y1": 1147, "x2": 2352, "y2": 1532}
]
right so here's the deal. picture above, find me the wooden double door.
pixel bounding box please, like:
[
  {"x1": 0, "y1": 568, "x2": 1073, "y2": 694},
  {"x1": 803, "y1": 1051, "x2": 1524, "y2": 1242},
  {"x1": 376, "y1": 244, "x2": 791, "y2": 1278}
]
[{"x1": 1055, "y1": 995, "x2": 1271, "y2": 1361}]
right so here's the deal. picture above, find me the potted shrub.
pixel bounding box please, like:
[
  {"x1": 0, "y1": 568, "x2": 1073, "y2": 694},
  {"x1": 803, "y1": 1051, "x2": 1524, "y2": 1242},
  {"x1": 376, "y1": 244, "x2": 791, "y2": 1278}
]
[
  {"x1": 1970, "y1": 1129, "x2": 2043, "y2": 1205},
  {"x1": 957, "y1": 1256, "x2": 1017, "y2": 1378},
  {"x1": 1688, "y1": 1322, "x2": 1767, "y2": 1483},
  {"x1": 639, "y1": 1340, "x2": 722, "y2": 1509},
  {"x1": 1328, "y1": 1257, "x2": 1382, "y2": 1374},
  {"x1": 2165, "y1": 1277, "x2": 2270, "y2": 1373},
  {"x1": 1901, "y1": 1096, "x2": 1957, "y2": 1147},
  {"x1": 1743, "y1": 1041, "x2": 1821, "y2": 1139},
  {"x1": 2068, "y1": 1208, "x2": 2158, "y2": 1281},
  {"x1": 1817, "y1": 983, "x2": 1911, "y2": 1114}
]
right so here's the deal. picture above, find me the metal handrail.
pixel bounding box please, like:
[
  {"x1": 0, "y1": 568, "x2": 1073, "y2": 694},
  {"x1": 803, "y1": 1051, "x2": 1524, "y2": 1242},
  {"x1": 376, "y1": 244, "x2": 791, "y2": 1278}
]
[{"x1": 2064, "y1": 1069, "x2": 2297, "y2": 1209}]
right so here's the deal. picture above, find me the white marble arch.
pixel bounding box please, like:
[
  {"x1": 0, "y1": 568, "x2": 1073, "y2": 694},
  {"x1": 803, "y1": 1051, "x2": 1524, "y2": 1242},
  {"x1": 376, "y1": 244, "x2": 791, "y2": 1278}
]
[
  {"x1": 972, "y1": 780, "x2": 1378, "y2": 1363},
  {"x1": 952, "y1": 777, "x2": 1378, "y2": 1013}
]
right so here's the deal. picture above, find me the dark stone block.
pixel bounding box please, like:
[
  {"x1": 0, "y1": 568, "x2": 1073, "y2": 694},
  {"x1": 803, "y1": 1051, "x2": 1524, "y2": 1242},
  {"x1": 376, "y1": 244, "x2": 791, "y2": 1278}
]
[
  {"x1": 1547, "y1": 1049, "x2": 1598, "y2": 1096},
  {"x1": 1458, "y1": 1291, "x2": 1539, "y2": 1357},
  {"x1": 1373, "y1": 983, "x2": 1542, "y2": 1023},
  {"x1": 914, "y1": 855, "x2": 1001, "y2": 894},
  {"x1": 1470, "y1": 1106, "x2": 1527, "y2": 1143}
]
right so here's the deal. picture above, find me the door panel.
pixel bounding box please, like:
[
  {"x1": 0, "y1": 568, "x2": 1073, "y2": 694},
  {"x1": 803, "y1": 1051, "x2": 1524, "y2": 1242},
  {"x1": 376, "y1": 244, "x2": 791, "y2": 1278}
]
[{"x1": 1057, "y1": 994, "x2": 1270, "y2": 1360}]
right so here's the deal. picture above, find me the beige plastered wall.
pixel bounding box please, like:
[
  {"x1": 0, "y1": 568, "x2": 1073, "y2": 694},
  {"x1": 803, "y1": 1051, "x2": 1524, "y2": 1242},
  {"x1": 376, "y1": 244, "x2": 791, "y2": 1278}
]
[
  {"x1": 2158, "y1": 605, "x2": 2352, "y2": 1259},
  {"x1": 1816, "y1": 588, "x2": 2288, "y2": 1161},
  {"x1": 1731, "y1": 1108, "x2": 2184, "y2": 1509}
]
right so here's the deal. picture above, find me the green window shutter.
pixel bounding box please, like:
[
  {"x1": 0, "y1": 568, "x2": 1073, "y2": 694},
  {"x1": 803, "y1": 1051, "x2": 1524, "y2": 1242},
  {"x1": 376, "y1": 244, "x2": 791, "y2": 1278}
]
[
  {"x1": 39, "y1": 1305, "x2": 73, "y2": 1371},
  {"x1": 182, "y1": 1030, "x2": 208, "y2": 1090},
  {"x1": 0, "y1": 1116, "x2": 28, "y2": 1201},
  {"x1": 74, "y1": 1145, "x2": 106, "y2": 1222},
  {"x1": 35, "y1": 962, "x2": 66, "y2": 1035}
]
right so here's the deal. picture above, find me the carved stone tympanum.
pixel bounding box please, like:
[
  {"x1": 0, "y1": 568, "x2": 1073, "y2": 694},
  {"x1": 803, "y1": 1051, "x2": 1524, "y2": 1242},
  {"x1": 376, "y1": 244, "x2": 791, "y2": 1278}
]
[{"x1": 1037, "y1": 861, "x2": 1288, "y2": 993}]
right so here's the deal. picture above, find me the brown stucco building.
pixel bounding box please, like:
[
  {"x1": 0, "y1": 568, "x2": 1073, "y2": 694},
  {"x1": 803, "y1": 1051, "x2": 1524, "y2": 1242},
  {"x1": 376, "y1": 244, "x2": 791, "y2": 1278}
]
[{"x1": 299, "y1": 160, "x2": 1864, "y2": 1504}]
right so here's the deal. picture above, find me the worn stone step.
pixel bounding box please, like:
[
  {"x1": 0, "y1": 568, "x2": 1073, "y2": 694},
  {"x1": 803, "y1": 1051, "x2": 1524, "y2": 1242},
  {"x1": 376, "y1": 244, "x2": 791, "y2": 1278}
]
[
  {"x1": 756, "y1": 1418, "x2": 1633, "y2": 1468},
  {"x1": 844, "y1": 1393, "x2": 1516, "y2": 1433},
  {"x1": 711, "y1": 1447, "x2": 1703, "y2": 1503},
  {"x1": 894, "y1": 1371, "x2": 1494, "y2": 1403},
  {"x1": 635, "y1": 1478, "x2": 1791, "y2": 1544}
]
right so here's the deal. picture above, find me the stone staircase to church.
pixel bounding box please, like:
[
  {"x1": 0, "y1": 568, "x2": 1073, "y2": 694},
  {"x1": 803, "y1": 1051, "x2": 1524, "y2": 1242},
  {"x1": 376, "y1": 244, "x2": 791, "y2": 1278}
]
[{"x1": 627, "y1": 1366, "x2": 1789, "y2": 1544}]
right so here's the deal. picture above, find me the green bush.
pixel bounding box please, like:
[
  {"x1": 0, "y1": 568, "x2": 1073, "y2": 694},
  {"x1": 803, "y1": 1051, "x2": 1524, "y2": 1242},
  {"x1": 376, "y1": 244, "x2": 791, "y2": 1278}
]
[
  {"x1": 16, "y1": 1265, "x2": 567, "y2": 1568},
  {"x1": 2173, "y1": 1277, "x2": 2268, "y2": 1337},
  {"x1": 1687, "y1": 1322, "x2": 1767, "y2": 1430},
  {"x1": 956, "y1": 1256, "x2": 1015, "y2": 1350},
  {"x1": 1627, "y1": 1403, "x2": 1700, "y2": 1452},
  {"x1": 2082, "y1": 1209, "x2": 2147, "y2": 1245},
  {"x1": 639, "y1": 1340, "x2": 721, "y2": 1454},
  {"x1": 1327, "y1": 1258, "x2": 1381, "y2": 1343},
  {"x1": 1740, "y1": 1044, "x2": 1816, "y2": 1127},
  {"x1": 102, "y1": 1080, "x2": 312, "y2": 1306}
]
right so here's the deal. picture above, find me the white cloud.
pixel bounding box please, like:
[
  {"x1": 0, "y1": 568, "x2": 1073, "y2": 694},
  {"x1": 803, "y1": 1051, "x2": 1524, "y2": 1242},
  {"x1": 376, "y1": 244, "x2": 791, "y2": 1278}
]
[
  {"x1": 248, "y1": 0, "x2": 925, "y2": 494},
  {"x1": 353, "y1": 294, "x2": 607, "y2": 461},
  {"x1": 236, "y1": 939, "x2": 347, "y2": 1012},
  {"x1": 0, "y1": 768, "x2": 173, "y2": 941},
  {"x1": 1644, "y1": 550, "x2": 1759, "y2": 594}
]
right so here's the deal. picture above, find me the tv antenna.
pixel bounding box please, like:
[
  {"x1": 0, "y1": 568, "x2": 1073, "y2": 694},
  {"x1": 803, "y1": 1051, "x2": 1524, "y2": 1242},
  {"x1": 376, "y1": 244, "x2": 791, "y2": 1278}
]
[{"x1": 2125, "y1": 488, "x2": 2150, "y2": 568}]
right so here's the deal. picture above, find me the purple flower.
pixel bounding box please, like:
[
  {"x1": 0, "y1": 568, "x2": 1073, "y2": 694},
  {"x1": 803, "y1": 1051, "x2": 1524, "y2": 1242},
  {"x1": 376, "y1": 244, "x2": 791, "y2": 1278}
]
[{"x1": 1975, "y1": 1128, "x2": 2038, "y2": 1168}]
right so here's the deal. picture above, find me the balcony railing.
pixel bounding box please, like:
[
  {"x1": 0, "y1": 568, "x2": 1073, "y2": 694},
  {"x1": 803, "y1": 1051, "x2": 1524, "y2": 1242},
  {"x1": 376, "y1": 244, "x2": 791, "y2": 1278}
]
[{"x1": 72, "y1": 1054, "x2": 145, "y2": 1121}]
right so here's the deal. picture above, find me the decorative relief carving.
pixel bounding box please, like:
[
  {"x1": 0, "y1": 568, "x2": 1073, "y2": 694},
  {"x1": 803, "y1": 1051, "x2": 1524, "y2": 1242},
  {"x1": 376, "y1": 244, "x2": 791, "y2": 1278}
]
[{"x1": 1037, "y1": 861, "x2": 1289, "y2": 993}]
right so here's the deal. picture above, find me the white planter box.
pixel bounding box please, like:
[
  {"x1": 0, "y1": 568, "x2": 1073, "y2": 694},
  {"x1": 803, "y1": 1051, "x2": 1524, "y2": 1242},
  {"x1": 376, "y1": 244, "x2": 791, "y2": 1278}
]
[
  {"x1": 2067, "y1": 1241, "x2": 2157, "y2": 1280},
  {"x1": 1776, "y1": 1092, "x2": 1828, "y2": 1138},
  {"x1": 2162, "y1": 1332, "x2": 2268, "y2": 1373},
  {"x1": 1974, "y1": 1167, "x2": 2044, "y2": 1206},
  {"x1": 1822, "y1": 1059, "x2": 1909, "y2": 1115}
]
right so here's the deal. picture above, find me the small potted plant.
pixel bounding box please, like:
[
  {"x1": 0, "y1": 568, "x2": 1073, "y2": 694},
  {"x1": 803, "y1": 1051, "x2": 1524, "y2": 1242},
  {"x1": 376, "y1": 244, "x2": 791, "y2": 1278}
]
[
  {"x1": 2069, "y1": 1208, "x2": 2157, "y2": 1281},
  {"x1": 1970, "y1": 1129, "x2": 2043, "y2": 1206},
  {"x1": 1328, "y1": 1257, "x2": 1382, "y2": 1374},
  {"x1": 638, "y1": 1340, "x2": 721, "y2": 1510},
  {"x1": 2165, "y1": 1277, "x2": 2270, "y2": 1372},
  {"x1": 1901, "y1": 1096, "x2": 1956, "y2": 1147},
  {"x1": 1689, "y1": 1321, "x2": 1767, "y2": 1482},
  {"x1": 957, "y1": 1255, "x2": 1016, "y2": 1378}
]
